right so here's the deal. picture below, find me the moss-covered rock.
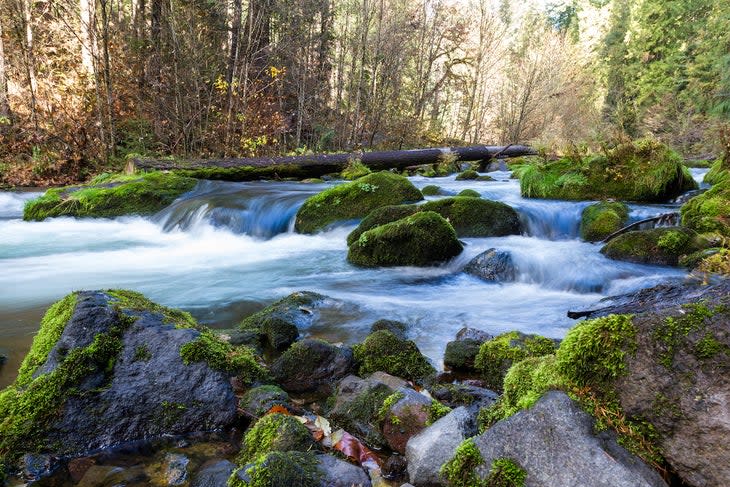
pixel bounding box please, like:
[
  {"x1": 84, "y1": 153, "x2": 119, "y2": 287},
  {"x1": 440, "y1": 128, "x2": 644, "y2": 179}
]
[
  {"x1": 369, "y1": 319, "x2": 409, "y2": 340},
  {"x1": 515, "y1": 138, "x2": 697, "y2": 202},
  {"x1": 347, "y1": 211, "x2": 463, "y2": 267},
  {"x1": 474, "y1": 331, "x2": 557, "y2": 392},
  {"x1": 444, "y1": 339, "x2": 483, "y2": 372},
  {"x1": 230, "y1": 451, "x2": 322, "y2": 487},
  {"x1": 379, "y1": 388, "x2": 438, "y2": 453},
  {"x1": 580, "y1": 201, "x2": 629, "y2": 242},
  {"x1": 270, "y1": 339, "x2": 354, "y2": 394},
  {"x1": 421, "y1": 197, "x2": 521, "y2": 237},
  {"x1": 455, "y1": 169, "x2": 479, "y2": 180},
  {"x1": 238, "y1": 291, "x2": 327, "y2": 351},
  {"x1": 681, "y1": 179, "x2": 730, "y2": 238},
  {"x1": 601, "y1": 227, "x2": 708, "y2": 266},
  {"x1": 236, "y1": 413, "x2": 316, "y2": 465},
  {"x1": 421, "y1": 185, "x2": 442, "y2": 196},
  {"x1": 239, "y1": 385, "x2": 290, "y2": 418},
  {"x1": 703, "y1": 159, "x2": 729, "y2": 185},
  {"x1": 294, "y1": 171, "x2": 423, "y2": 234},
  {"x1": 327, "y1": 375, "x2": 394, "y2": 448},
  {"x1": 346, "y1": 204, "x2": 420, "y2": 246},
  {"x1": 457, "y1": 189, "x2": 481, "y2": 198},
  {"x1": 23, "y1": 172, "x2": 197, "y2": 220},
  {"x1": 340, "y1": 159, "x2": 372, "y2": 180},
  {"x1": 353, "y1": 330, "x2": 436, "y2": 382}
]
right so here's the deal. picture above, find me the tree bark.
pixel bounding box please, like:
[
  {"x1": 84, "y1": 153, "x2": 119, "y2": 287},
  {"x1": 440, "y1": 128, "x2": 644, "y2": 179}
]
[
  {"x1": 132, "y1": 144, "x2": 536, "y2": 180},
  {"x1": 0, "y1": 17, "x2": 11, "y2": 120}
]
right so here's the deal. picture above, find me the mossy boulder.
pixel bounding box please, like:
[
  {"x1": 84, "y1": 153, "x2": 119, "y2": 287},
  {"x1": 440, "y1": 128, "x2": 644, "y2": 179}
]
[
  {"x1": 346, "y1": 204, "x2": 419, "y2": 246},
  {"x1": 601, "y1": 227, "x2": 708, "y2": 266},
  {"x1": 444, "y1": 339, "x2": 483, "y2": 372},
  {"x1": 353, "y1": 330, "x2": 435, "y2": 382},
  {"x1": 473, "y1": 331, "x2": 557, "y2": 392},
  {"x1": 379, "y1": 388, "x2": 440, "y2": 453},
  {"x1": 703, "y1": 159, "x2": 729, "y2": 185},
  {"x1": 340, "y1": 159, "x2": 372, "y2": 180},
  {"x1": 238, "y1": 291, "x2": 327, "y2": 351},
  {"x1": 236, "y1": 413, "x2": 317, "y2": 465},
  {"x1": 347, "y1": 211, "x2": 463, "y2": 268},
  {"x1": 455, "y1": 169, "x2": 479, "y2": 180},
  {"x1": 270, "y1": 339, "x2": 354, "y2": 394},
  {"x1": 369, "y1": 319, "x2": 409, "y2": 340},
  {"x1": 580, "y1": 201, "x2": 629, "y2": 242},
  {"x1": 230, "y1": 451, "x2": 323, "y2": 487},
  {"x1": 327, "y1": 375, "x2": 394, "y2": 448},
  {"x1": 421, "y1": 185, "x2": 442, "y2": 196},
  {"x1": 681, "y1": 179, "x2": 730, "y2": 238},
  {"x1": 239, "y1": 385, "x2": 291, "y2": 418},
  {"x1": 457, "y1": 189, "x2": 481, "y2": 198},
  {"x1": 515, "y1": 138, "x2": 697, "y2": 202},
  {"x1": 294, "y1": 172, "x2": 423, "y2": 234},
  {"x1": 0, "y1": 290, "x2": 261, "y2": 478},
  {"x1": 421, "y1": 197, "x2": 521, "y2": 237},
  {"x1": 23, "y1": 172, "x2": 197, "y2": 220}
]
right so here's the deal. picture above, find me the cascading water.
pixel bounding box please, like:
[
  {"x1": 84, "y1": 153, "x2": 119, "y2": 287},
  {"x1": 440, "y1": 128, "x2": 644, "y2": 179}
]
[{"x1": 0, "y1": 168, "x2": 707, "y2": 388}]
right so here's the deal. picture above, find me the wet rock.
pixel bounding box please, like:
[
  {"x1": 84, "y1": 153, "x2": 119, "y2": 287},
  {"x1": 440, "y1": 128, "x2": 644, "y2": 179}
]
[
  {"x1": 406, "y1": 407, "x2": 477, "y2": 486},
  {"x1": 382, "y1": 454, "x2": 408, "y2": 481},
  {"x1": 317, "y1": 453, "x2": 371, "y2": 487},
  {"x1": 601, "y1": 227, "x2": 708, "y2": 266},
  {"x1": 368, "y1": 371, "x2": 408, "y2": 390},
  {"x1": 443, "y1": 339, "x2": 482, "y2": 372},
  {"x1": 470, "y1": 391, "x2": 667, "y2": 487},
  {"x1": 455, "y1": 169, "x2": 479, "y2": 180},
  {"x1": 21, "y1": 453, "x2": 55, "y2": 481},
  {"x1": 77, "y1": 465, "x2": 149, "y2": 487},
  {"x1": 191, "y1": 460, "x2": 236, "y2": 487},
  {"x1": 580, "y1": 201, "x2": 629, "y2": 242},
  {"x1": 421, "y1": 198, "x2": 521, "y2": 238},
  {"x1": 271, "y1": 339, "x2": 354, "y2": 394},
  {"x1": 164, "y1": 453, "x2": 190, "y2": 486},
  {"x1": 369, "y1": 319, "x2": 409, "y2": 340},
  {"x1": 346, "y1": 204, "x2": 420, "y2": 246},
  {"x1": 353, "y1": 330, "x2": 436, "y2": 382},
  {"x1": 239, "y1": 385, "x2": 290, "y2": 418},
  {"x1": 430, "y1": 383, "x2": 498, "y2": 410},
  {"x1": 67, "y1": 457, "x2": 96, "y2": 483},
  {"x1": 455, "y1": 327, "x2": 493, "y2": 342},
  {"x1": 464, "y1": 248, "x2": 516, "y2": 282},
  {"x1": 381, "y1": 388, "x2": 433, "y2": 453}
]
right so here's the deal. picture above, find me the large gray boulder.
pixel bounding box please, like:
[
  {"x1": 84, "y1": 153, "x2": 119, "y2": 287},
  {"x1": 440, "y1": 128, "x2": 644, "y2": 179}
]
[
  {"x1": 317, "y1": 454, "x2": 371, "y2": 487},
  {"x1": 271, "y1": 339, "x2": 354, "y2": 394},
  {"x1": 406, "y1": 407, "x2": 478, "y2": 486},
  {"x1": 464, "y1": 248, "x2": 516, "y2": 282},
  {"x1": 472, "y1": 391, "x2": 667, "y2": 487}
]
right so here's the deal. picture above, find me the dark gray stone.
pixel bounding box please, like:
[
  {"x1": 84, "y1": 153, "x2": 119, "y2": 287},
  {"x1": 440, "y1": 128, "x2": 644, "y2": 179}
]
[
  {"x1": 464, "y1": 248, "x2": 516, "y2": 282},
  {"x1": 429, "y1": 383, "x2": 498, "y2": 410},
  {"x1": 369, "y1": 319, "x2": 408, "y2": 340},
  {"x1": 190, "y1": 460, "x2": 236, "y2": 487},
  {"x1": 239, "y1": 385, "x2": 290, "y2": 418},
  {"x1": 405, "y1": 407, "x2": 477, "y2": 486},
  {"x1": 455, "y1": 327, "x2": 493, "y2": 343},
  {"x1": 317, "y1": 454, "x2": 371, "y2": 487},
  {"x1": 271, "y1": 339, "x2": 354, "y2": 394},
  {"x1": 443, "y1": 339, "x2": 481, "y2": 371},
  {"x1": 472, "y1": 391, "x2": 667, "y2": 487}
]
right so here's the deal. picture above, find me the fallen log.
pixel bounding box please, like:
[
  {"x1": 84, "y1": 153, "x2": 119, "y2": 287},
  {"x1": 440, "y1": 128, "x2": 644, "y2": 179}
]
[
  {"x1": 129, "y1": 145, "x2": 536, "y2": 181},
  {"x1": 601, "y1": 212, "x2": 680, "y2": 243}
]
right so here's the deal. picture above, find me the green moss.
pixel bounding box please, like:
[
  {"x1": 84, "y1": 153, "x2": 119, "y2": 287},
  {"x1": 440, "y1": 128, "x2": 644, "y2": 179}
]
[
  {"x1": 237, "y1": 413, "x2": 315, "y2": 465},
  {"x1": 240, "y1": 385, "x2": 290, "y2": 417},
  {"x1": 327, "y1": 382, "x2": 392, "y2": 448},
  {"x1": 270, "y1": 338, "x2": 337, "y2": 385},
  {"x1": 158, "y1": 401, "x2": 188, "y2": 428},
  {"x1": 294, "y1": 171, "x2": 423, "y2": 233},
  {"x1": 457, "y1": 189, "x2": 481, "y2": 198},
  {"x1": 341, "y1": 159, "x2": 372, "y2": 180},
  {"x1": 440, "y1": 438, "x2": 485, "y2": 487},
  {"x1": 516, "y1": 139, "x2": 696, "y2": 202},
  {"x1": 474, "y1": 332, "x2": 557, "y2": 392},
  {"x1": 704, "y1": 159, "x2": 729, "y2": 185},
  {"x1": 347, "y1": 211, "x2": 463, "y2": 268},
  {"x1": 427, "y1": 400, "x2": 452, "y2": 425},
  {"x1": 580, "y1": 201, "x2": 629, "y2": 242},
  {"x1": 455, "y1": 169, "x2": 479, "y2": 180},
  {"x1": 133, "y1": 344, "x2": 152, "y2": 362},
  {"x1": 601, "y1": 227, "x2": 708, "y2": 266},
  {"x1": 485, "y1": 458, "x2": 526, "y2": 487},
  {"x1": 652, "y1": 303, "x2": 728, "y2": 367},
  {"x1": 421, "y1": 185, "x2": 441, "y2": 196},
  {"x1": 421, "y1": 197, "x2": 521, "y2": 237},
  {"x1": 444, "y1": 339, "x2": 482, "y2": 371},
  {"x1": 23, "y1": 171, "x2": 197, "y2": 220},
  {"x1": 230, "y1": 451, "x2": 322, "y2": 487},
  {"x1": 107, "y1": 289, "x2": 197, "y2": 329},
  {"x1": 346, "y1": 204, "x2": 419, "y2": 246},
  {"x1": 353, "y1": 330, "x2": 435, "y2": 382},
  {"x1": 369, "y1": 319, "x2": 408, "y2": 339},
  {"x1": 681, "y1": 179, "x2": 730, "y2": 237},
  {"x1": 180, "y1": 330, "x2": 267, "y2": 383},
  {"x1": 378, "y1": 391, "x2": 405, "y2": 423}
]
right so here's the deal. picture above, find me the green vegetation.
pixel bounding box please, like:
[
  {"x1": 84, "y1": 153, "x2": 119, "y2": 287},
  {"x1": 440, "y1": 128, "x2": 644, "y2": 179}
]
[
  {"x1": 240, "y1": 385, "x2": 290, "y2": 417},
  {"x1": 457, "y1": 189, "x2": 481, "y2": 198},
  {"x1": 455, "y1": 169, "x2": 479, "y2": 180},
  {"x1": 353, "y1": 330, "x2": 435, "y2": 382},
  {"x1": 440, "y1": 438, "x2": 485, "y2": 487},
  {"x1": 485, "y1": 458, "x2": 527, "y2": 487},
  {"x1": 107, "y1": 289, "x2": 198, "y2": 328},
  {"x1": 444, "y1": 339, "x2": 482, "y2": 371},
  {"x1": 378, "y1": 391, "x2": 406, "y2": 423},
  {"x1": 474, "y1": 332, "x2": 557, "y2": 392},
  {"x1": 580, "y1": 201, "x2": 629, "y2": 242},
  {"x1": 421, "y1": 185, "x2": 442, "y2": 196},
  {"x1": 652, "y1": 303, "x2": 727, "y2": 367},
  {"x1": 327, "y1": 382, "x2": 392, "y2": 448},
  {"x1": 133, "y1": 344, "x2": 152, "y2": 362},
  {"x1": 341, "y1": 158, "x2": 372, "y2": 180},
  {"x1": 427, "y1": 400, "x2": 452, "y2": 425},
  {"x1": 421, "y1": 197, "x2": 521, "y2": 237},
  {"x1": 681, "y1": 179, "x2": 730, "y2": 237},
  {"x1": 23, "y1": 171, "x2": 197, "y2": 220},
  {"x1": 229, "y1": 451, "x2": 322, "y2": 487},
  {"x1": 294, "y1": 171, "x2": 423, "y2": 234},
  {"x1": 346, "y1": 204, "x2": 419, "y2": 246},
  {"x1": 236, "y1": 413, "x2": 315, "y2": 465},
  {"x1": 601, "y1": 227, "x2": 708, "y2": 266},
  {"x1": 697, "y1": 248, "x2": 730, "y2": 276},
  {"x1": 704, "y1": 160, "x2": 729, "y2": 185},
  {"x1": 347, "y1": 211, "x2": 463, "y2": 267},
  {"x1": 515, "y1": 139, "x2": 697, "y2": 202},
  {"x1": 179, "y1": 330, "x2": 267, "y2": 383}
]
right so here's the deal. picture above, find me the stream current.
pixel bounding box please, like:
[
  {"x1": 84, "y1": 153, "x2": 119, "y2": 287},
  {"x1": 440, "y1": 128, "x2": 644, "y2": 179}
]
[{"x1": 0, "y1": 168, "x2": 708, "y2": 388}]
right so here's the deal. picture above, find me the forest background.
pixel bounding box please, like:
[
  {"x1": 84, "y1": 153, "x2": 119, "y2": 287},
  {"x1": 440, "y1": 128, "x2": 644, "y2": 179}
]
[{"x1": 0, "y1": 0, "x2": 728, "y2": 186}]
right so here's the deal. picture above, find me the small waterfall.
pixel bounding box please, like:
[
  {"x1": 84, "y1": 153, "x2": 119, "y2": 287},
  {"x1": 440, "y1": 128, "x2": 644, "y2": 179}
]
[
  {"x1": 0, "y1": 191, "x2": 43, "y2": 219},
  {"x1": 516, "y1": 200, "x2": 589, "y2": 240}
]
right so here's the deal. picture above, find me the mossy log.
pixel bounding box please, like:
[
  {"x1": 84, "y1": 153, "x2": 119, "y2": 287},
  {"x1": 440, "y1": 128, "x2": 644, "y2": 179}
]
[{"x1": 131, "y1": 145, "x2": 537, "y2": 181}]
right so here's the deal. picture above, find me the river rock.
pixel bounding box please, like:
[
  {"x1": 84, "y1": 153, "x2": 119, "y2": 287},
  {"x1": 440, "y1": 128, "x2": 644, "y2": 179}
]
[
  {"x1": 317, "y1": 453, "x2": 371, "y2": 487},
  {"x1": 421, "y1": 197, "x2": 521, "y2": 237},
  {"x1": 681, "y1": 174, "x2": 730, "y2": 237},
  {"x1": 190, "y1": 460, "x2": 236, "y2": 487},
  {"x1": 369, "y1": 319, "x2": 409, "y2": 340},
  {"x1": 0, "y1": 290, "x2": 248, "y2": 477},
  {"x1": 239, "y1": 385, "x2": 291, "y2": 418},
  {"x1": 455, "y1": 327, "x2": 493, "y2": 342},
  {"x1": 353, "y1": 330, "x2": 436, "y2": 382},
  {"x1": 163, "y1": 453, "x2": 190, "y2": 486},
  {"x1": 381, "y1": 387, "x2": 433, "y2": 453},
  {"x1": 271, "y1": 339, "x2": 354, "y2": 394},
  {"x1": 580, "y1": 201, "x2": 629, "y2": 242},
  {"x1": 601, "y1": 227, "x2": 708, "y2": 266},
  {"x1": 405, "y1": 407, "x2": 478, "y2": 487},
  {"x1": 346, "y1": 204, "x2": 420, "y2": 246},
  {"x1": 443, "y1": 339, "x2": 482, "y2": 372},
  {"x1": 429, "y1": 383, "x2": 498, "y2": 410},
  {"x1": 464, "y1": 248, "x2": 517, "y2": 282},
  {"x1": 471, "y1": 391, "x2": 667, "y2": 487}
]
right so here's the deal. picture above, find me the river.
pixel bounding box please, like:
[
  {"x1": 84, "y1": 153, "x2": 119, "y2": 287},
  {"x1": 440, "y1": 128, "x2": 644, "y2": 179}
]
[{"x1": 0, "y1": 168, "x2": 708, "y2": 388}]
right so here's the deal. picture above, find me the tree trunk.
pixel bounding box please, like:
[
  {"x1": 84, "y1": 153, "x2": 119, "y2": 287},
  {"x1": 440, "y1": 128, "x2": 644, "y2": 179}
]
[
  {"x1": 20, "y1": 0, "x2": 38, "y2": 131},
  {"x1": 0, "y1": 17, "x2": 11, "y2": 120},
  {"x1": 79, "y1": 0, "x2": 96, "y2": 76}
]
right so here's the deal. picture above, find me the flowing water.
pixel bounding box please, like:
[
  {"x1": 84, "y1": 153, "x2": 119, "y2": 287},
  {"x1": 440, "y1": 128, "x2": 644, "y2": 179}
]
[{"x1": 0, "y1": 169, "x2": 708, "y2": 388}]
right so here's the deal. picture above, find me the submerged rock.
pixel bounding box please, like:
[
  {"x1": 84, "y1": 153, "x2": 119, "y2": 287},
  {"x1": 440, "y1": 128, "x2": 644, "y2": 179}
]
[
  {"x1": 270, "y1": 339, "x2": 354, "y2": 394},
  {"x1": 464, "y1": 248, "x2": 516, "y2": 282},
  {"x1": 190, "y1": 460, "x2": 236, "y2": 487},
  {"x1": 347, "y1": 211, "x2": 463, "y2": 268},
  {"x1": 295, "y1": 171, "x2": 423, "y2": 234},
  {"x1": 601, "y1": 227, "x2": 708, "y2": 266},
  {"x1": 580, "y1": 201, "x2": 629, "y2": 242},
  {"x1": 23, "y1": 172, "x2": 197, "y2": 221},
  {"x1": 466, "y1": 391, "x2": 667, "y2": 487},
  {"x1": 0, "y1": 290, "x2": 262, "y2": 478}
]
